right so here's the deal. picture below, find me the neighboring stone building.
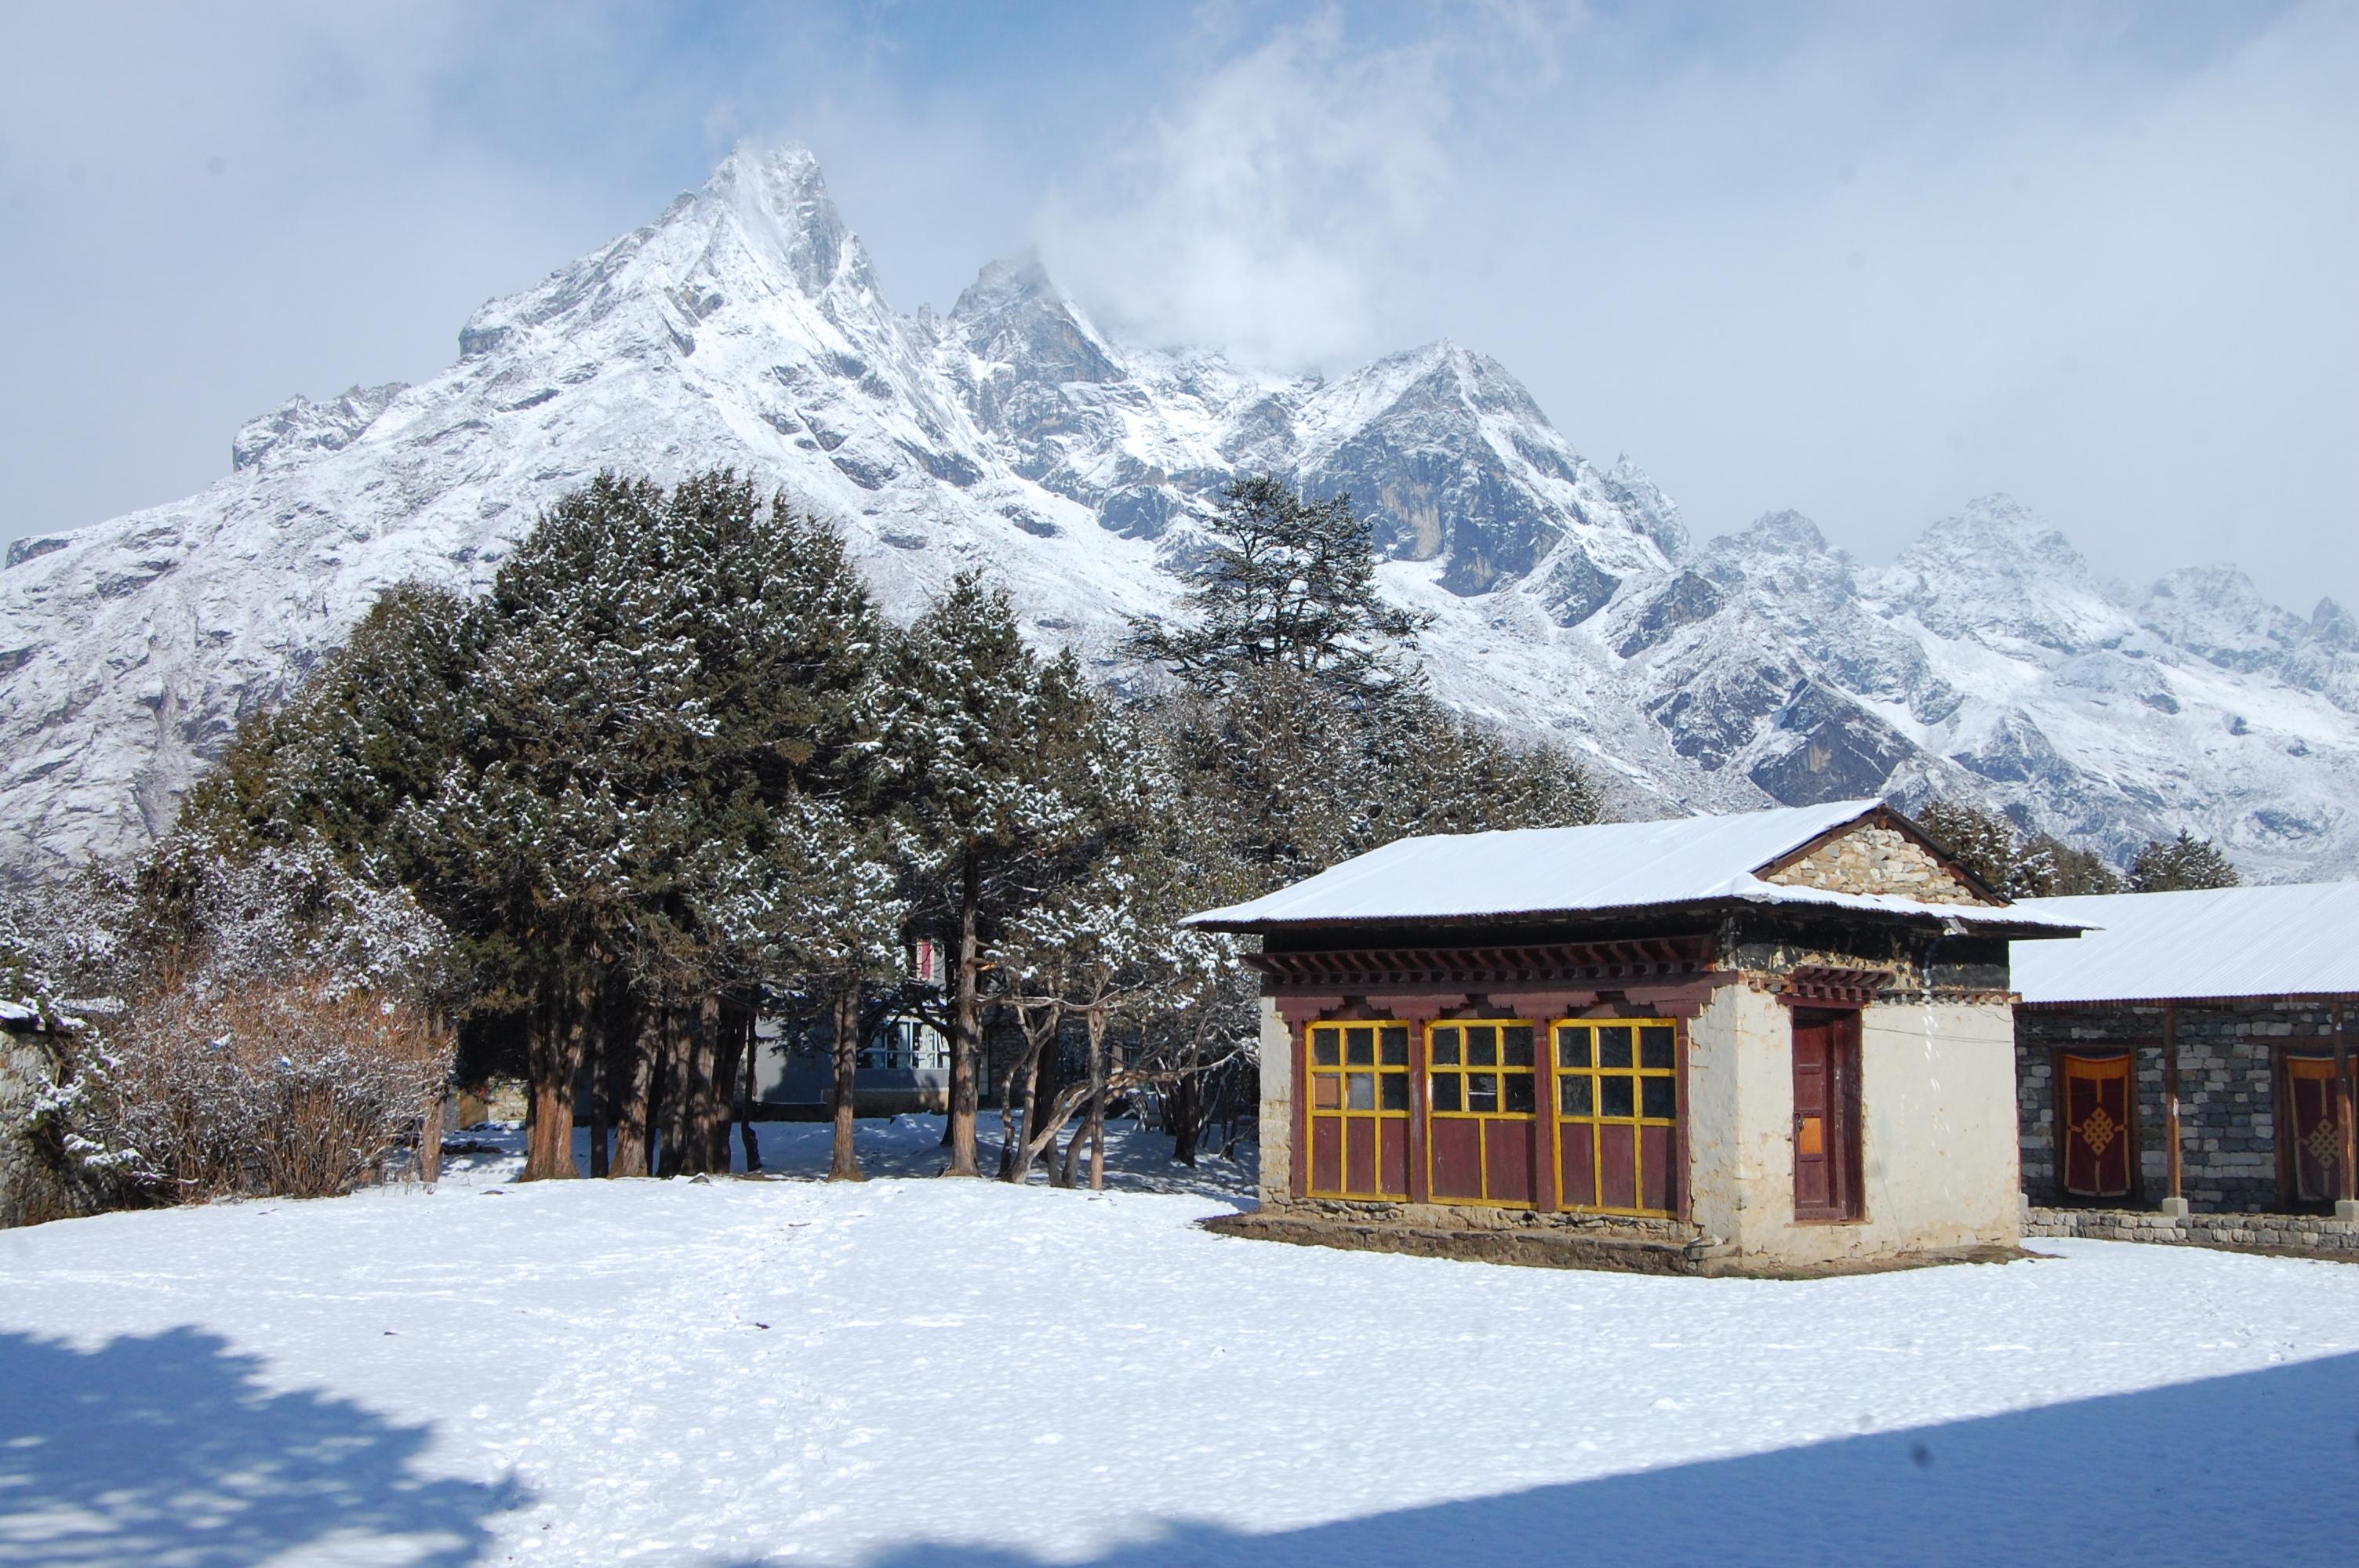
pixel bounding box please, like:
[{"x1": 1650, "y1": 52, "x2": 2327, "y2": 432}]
[
  {"x1": 1185, "y1": 799, "x2": 2081, "y2": 1275},
  {"x1": 2012, "y1": 883, "x2": 2359, "y2": 1234}
]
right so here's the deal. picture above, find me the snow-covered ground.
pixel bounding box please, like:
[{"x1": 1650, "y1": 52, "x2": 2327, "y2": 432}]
[{"x1": 3, "y1": 1120, "x2": 2355, "y2": 1567}]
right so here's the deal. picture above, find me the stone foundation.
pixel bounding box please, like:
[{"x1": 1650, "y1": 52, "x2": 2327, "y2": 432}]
[{"x1": 2026, "y1": 1205, "x2": 2359, "y2": 1258}]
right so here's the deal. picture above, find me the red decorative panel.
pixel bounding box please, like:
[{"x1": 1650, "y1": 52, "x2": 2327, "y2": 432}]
[
  {"x1": 1638, "y1": 1123, "x2": 1676, "y2": 1214},
  {"x1": 1381, "y1": 1120, "x2": 1410, "y2": 1196},
  {"x1": 1431, "y1": 1120, "x2": 1484, "y2": 1200},
  {"x1": 2060, "y1": 1054, "x2": 2133, "y2": 1200},
  {"x1": 1345, "y1": 1116, "x2": 1378, "y2": 1195},
  {"x1": 1599, "y1": 1124, "x2": 1638, "y2": 1210},
  {"x1": 1311, "y1": 1118, "x2": 1343, "y2": 1196},
  {"x1": 1485, "y1": 1120, "x2": 1534, "y2": 1205},
  {"x1": 1560, "y1": 1123, "x2": 1597, "y2": 1207},
  {"x1": 2288, "y1": 1058, "x2": 2341, "y2": 1203}
]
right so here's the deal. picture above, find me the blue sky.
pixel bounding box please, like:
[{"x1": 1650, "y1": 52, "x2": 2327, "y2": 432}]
[{"x1": 2, "y1": 2, "x2": 2351, "y2": 613}]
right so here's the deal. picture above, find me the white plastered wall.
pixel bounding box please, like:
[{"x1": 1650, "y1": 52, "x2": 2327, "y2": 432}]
[
  {"x1": 1256, "y1": 996, "x2": 1292, "y2": 1205},
  {"x1": 1686, "y1": 985, "x2": 2022, "y2": 1265}
]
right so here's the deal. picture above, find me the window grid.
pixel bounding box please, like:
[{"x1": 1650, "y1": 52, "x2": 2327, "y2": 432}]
[
  {"x1": 1306, "y1": 1022, "x2": 1411, "y2": 1199},
  {"x1": 1426, "y1": 1021, "x2": 1539, "y2": 1207},
  {"x1": 1554, "y1": 1020, "x2": 1679, "y2": 1218}
]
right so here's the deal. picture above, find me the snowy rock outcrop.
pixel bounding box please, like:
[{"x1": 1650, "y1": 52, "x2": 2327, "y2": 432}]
[{"x1": 4, "y1": 143, "x2": 2357, "y2": 882}]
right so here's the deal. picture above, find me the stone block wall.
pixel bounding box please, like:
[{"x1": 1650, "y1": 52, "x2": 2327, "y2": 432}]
[
  {"x1": 1765, "y1": 824, "x2": 1984, "y2": 906},
  {"x1": 2026, "y1": 1205, "x2": 2359, "y2": 1258},
  {"x1": 2016, "y1": 1000, "x2": 2345, "y2": 1214}
]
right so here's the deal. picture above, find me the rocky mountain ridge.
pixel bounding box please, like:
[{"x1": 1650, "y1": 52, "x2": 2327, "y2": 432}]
[{"x1": 4, "y1": 143, "x2": 2355, "y2": 882}]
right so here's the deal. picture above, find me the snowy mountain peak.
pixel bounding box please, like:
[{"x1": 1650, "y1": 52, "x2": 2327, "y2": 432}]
[
  {"x1": 700, "y1": 142, "x2": 868, "y2": 299},
  {"x1": 5, "y1": 141, "x2": 2359, "y2": 887}
]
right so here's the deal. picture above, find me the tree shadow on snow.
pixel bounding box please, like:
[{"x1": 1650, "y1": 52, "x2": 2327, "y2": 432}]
[
  {"x1": 716, "y1": 1351, "x2": 2359, "y2": 1568},
  {"x1": 0, "y1": 1326, "x2": 529, "y2": 1566}
]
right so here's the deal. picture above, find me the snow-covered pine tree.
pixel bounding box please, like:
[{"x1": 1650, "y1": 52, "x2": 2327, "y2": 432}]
[
  {"x1": 881, "y1": 575, "x2": 1118, "y2": 1178},
  {"x1": 1123, "y1": 475, "x2": 1430, "y2": 698},
  {"x1": 2129, "y1": 829, "x2": 2241, "y2": 892}
]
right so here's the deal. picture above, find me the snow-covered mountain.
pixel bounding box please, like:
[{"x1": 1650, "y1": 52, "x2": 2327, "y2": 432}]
[{"x1": 5, "y1": 144, "x2": 2356, "y2": 883}]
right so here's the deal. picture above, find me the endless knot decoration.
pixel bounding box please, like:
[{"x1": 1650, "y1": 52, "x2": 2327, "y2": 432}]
[
  {"x1": 2304, "y1": 1120, "x2": 2341, "y2": 1167},
  {"x1": 2079, "y1": 1107, "x2": 2119, "y2": 1156}
]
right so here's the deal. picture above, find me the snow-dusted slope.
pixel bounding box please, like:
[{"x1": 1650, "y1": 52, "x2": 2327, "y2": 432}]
[{"x1": 4, "y1": 144, "x2": 2356, "y2": 882}]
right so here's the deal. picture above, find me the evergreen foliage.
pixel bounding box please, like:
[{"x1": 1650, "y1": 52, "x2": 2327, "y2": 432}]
[
  {"x1": 2128, "y1": 829, "x2": 2241, "y2": 892},
  {"x1": 1124, "y1": 475, "x2": 1430, "y2": 697},
  {"x1": 1913, "y1": 798, "x2": 2125, "y2": 898},
  {"x1": 28, "y1": 470, "x2": 1611, "y2": 1202}
]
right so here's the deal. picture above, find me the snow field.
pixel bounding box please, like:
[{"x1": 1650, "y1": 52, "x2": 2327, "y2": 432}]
[{"x1": 2, "y1": 1135, "x2": 2356, "y2": 1566}]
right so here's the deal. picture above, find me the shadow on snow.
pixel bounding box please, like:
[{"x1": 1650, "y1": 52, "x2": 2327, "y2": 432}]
[
  {"x1": 722, "y1": 1351, "x2": 2359, "y2": 1568},
  {"x1": 0, "y1": 1326, "x2": 529, "y2": 1567}
]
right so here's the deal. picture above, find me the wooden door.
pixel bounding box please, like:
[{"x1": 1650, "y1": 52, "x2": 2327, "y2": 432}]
[
  {"x1": 1305, "y1": 1023, "x2": 1411, "y2": 1200},
  {"x1": 1792, "y1": 1009, "x2": 1861, "y2": 1221},
  {"x1": 2286, "y1": 1057, "x2": 2344, "y2": 1204},
  {"x1": 2059, "y1": 1053, "x2": 2135, "y2": 1200}
]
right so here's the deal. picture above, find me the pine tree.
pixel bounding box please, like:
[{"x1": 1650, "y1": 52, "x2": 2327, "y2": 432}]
[
  {"x1": 1124, "y1": 476, "x2": 1430, "y2": 698},
  {"x1": 882, "y1": 574, "x2": 1118, "y2": 1177},
  {"x1": 2129, "y1": 829, "x2": 2241, "y2": 892}
]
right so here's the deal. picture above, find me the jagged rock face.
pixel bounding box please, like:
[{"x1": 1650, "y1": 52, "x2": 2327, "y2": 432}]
[{"x1": 4, "y1": 143, "x2": 2358, "y2": 884}]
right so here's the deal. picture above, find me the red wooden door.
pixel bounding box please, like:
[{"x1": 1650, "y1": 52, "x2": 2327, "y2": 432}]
[
  {"x1": 2286, "y1": 1057, "x2": 2343, "y2": 1203},
  {"x1": 2059, "y1": 1054, "x2": 2134, "y2": 1200},
  {"x1": 1792, "y1": 1009, "x2": 1860, "y2": 1221}
]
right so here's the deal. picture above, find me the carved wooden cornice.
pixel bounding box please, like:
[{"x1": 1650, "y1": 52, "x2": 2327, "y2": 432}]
[
  {"x1": 1248, "y1": 937, "x2": 1714, "y2": 990},
  {"x1": 1764, "y1": 965, "x2": 1897, "y2": 1007}
]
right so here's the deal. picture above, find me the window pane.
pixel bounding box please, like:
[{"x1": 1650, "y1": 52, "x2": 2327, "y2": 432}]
[
  {"x1": 1503, "y1": 1026, "x2": 1535, "y2": 1067},
  {"x1": 1560, "y1": 1075, "x2": 1594, "y2": 1116},
  {"x1": 1346, "y1": 1026, "x2": 1376, "y2": 1065},
  {"x1": 1312, "y1": 1030, "x2": 1340, "y2": 1067},
  {"x1": 1599, "y1": 1026, "x2": 1634, "y2": 1069},
  {"x1": 1431, "y1": 1073, "x2": 1462, "y2": 1112},
  {"x1": 1641, "y1": 1076, "x2": 1677, "y2": 1120},
  {"x1": 1381, "y1": 1074, "x2": 1409, "y2": 1111},
  {"x1": 1505, "y1": 1074, "x2": 1535, "y2": 1114},
  {"x1": 1467, "y1": 1073, "x2": 1499, "y2": 1112},
  {"x1": 1601, "y1": 1076, "x2": 1635, "y2": 1117},
  {"x1": 1347, "y1": 1073, "x2": 1376, "y2": 1110},
  {"x1": 1556, "y1": 1025, "x2": 1591, "y2": 1069},
  {"x1": 1431, "y1": 1028, "x2": 1461, "y2": 1065},
  {"x1": 1312, "y1": 1074, "x2": 1342, "y2": 1110},
  {"x1": 1380, "y1": 1026, "x2": 1409, "y2": 1065},
  {"x1": 1641, "y1": 1026, "x2": 1675, "y2": 1070},
  {"x1": 1468, "y1": 1026, "x2": 1499, "y2": 1066}
]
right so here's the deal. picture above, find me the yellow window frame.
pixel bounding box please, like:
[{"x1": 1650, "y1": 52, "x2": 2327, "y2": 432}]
[
  {"x1": 1306, "y1": 1021, "x2": 1411, "y2": 1198},
  {"x1": 1425, "y1": 1018, "x2": 1540, "y2": 1207},
  {"x1": 1552, "y1": 1018, "x2": 1679, "y2": 1218}
]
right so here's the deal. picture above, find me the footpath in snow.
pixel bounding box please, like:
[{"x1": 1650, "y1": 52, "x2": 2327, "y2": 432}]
[{"x1": 2, "y1": 1116, "x2": 2355, "y2": 1567}]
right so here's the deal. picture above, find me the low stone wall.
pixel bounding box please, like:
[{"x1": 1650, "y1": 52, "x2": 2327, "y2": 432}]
[{"x1": 2026, "y1": 1205, "x2": 2359, "y2": 1258}]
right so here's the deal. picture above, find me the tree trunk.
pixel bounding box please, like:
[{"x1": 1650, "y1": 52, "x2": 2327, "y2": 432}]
[
  {"x1": 656, "y1": 1007, "x2": 692, "y2": 1178},
  {"x1": 417, "y1": 1086, "x2": 445, "y2": 1187},
  {"x1": 944, "y1": 853, "x2": 983, "y2": 1177},
  {"x1": 1171, "y1": 1069, "x2": 1201, "y2": 1168},
  {"x1": 702, "y1": 993, "x2": 736, "y2": 1174},
  {"x1": 587, "y1": 1026, "x2": 608, "y2": 1179},
  {"x1": 522, "y1": 981, "x2": 587, "y2": 1181},
  {"x1": 1085, "y1": 1007, "x2": 1109, "y2": 1192},
  {"x1": 828, "y1": 982, "x2": 865, "y2": 1181},
  {"x1": 738, "y1": 994, "x2": 763, "y2": 1174},
  {"x1": 611, "y1": 1002, "x2": 654, "y2": 1178}
]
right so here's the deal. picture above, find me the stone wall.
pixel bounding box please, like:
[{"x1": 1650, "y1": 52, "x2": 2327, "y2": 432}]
[
  {"x1": 2026, "y1": 1205, "x2": 2359, "y2": 1258},
  {"x1": 1765, "y1": 823, "x2": 1986, "y2": 906},
  {"x1": 2016, "y1": 1000, "x2": 2345, "y2": 1214}
]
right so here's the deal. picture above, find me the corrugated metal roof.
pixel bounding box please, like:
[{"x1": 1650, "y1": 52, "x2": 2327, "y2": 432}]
[
  {"x1": 1184, "y1": 799, "x2": 2081, "y2": 933},
  {"x1": 2014, "y1": 882, "x2": 2359, "y2": 1004}
]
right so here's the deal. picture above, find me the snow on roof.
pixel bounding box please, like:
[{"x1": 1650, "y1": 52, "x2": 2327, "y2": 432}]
[
  {"x1": 1185, "y1": 799, "x2": 2081, "y2": 932},
  {"x1": 2014, "y1": 881, "x2": 2359, "y2": 1004}
]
